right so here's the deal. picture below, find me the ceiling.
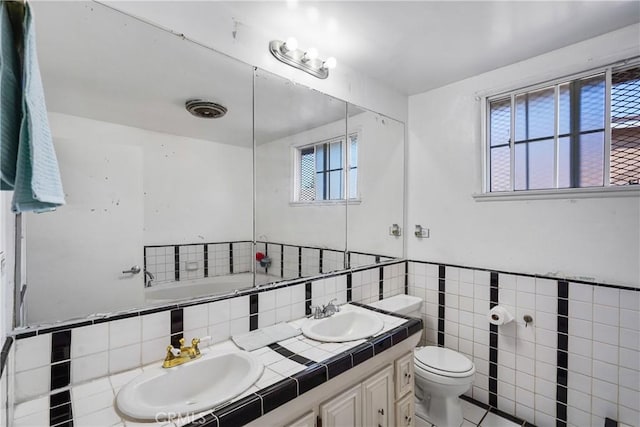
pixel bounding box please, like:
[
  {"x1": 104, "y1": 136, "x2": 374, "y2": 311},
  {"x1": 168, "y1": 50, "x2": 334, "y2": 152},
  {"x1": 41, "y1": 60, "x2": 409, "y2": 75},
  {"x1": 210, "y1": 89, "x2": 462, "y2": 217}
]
[
  {"x1": 33, "y1": 2, "x2": 254, "y2": 146},
  {"x1": 32, "y1": 1, "x2": 639, "y2": 146},
  {"x1": 33, "y1": 2, "x2": 365, "y2": 146},
  {"x1": 223, "y1": 1, "x2": 640, "y2": 95}
]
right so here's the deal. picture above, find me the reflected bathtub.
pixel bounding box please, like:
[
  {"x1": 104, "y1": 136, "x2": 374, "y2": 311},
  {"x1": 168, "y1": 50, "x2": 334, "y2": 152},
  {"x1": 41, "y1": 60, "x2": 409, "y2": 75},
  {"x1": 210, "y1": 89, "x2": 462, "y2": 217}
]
[{"x1": 144, "y1": 272, "x2": 281, "y2": 303}]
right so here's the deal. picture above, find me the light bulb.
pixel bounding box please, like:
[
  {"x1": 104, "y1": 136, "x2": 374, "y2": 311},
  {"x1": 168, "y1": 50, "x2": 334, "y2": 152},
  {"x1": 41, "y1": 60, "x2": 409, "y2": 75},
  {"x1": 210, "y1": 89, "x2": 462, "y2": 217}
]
[
  {"x1": 323, "y1": 57, "x2": 337, "y2": 70},
  {"x1": 306, "y1": 48, "x2": 319, "y2": 60},
  {"x1": 284, "y1": 37, "x2": 298, "y2": 52}
]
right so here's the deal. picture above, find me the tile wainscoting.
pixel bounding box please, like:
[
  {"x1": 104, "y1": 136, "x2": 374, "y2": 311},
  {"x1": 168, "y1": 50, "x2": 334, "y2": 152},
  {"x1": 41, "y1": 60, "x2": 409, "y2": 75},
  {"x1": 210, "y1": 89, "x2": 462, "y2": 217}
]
[
  {"x1": 407, "y1": 261, "x2": 639, "y2": 427},
  {"x1": 9, "y1": 260, "x2": 406, "y2": 407},
  {"x1": 4, "y1": 257, "x2": 637, "y2": 427}
]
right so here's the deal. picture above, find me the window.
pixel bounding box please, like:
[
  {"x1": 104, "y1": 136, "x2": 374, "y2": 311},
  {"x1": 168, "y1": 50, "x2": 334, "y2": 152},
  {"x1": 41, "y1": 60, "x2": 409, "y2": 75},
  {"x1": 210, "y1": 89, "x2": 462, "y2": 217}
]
[
  {"x1": 486, "y1": 63, "x2": 640, "y2": 193},
  {"x1": 297, "y1": 134, "x2": 358, "y2": 201}
]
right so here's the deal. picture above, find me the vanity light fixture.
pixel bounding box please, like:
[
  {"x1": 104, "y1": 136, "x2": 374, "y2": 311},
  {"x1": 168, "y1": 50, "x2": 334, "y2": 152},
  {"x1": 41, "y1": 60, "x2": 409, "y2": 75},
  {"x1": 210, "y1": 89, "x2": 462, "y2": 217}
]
[{"x1": 269, "y1": 37, "x2": 336, "y2": 79}]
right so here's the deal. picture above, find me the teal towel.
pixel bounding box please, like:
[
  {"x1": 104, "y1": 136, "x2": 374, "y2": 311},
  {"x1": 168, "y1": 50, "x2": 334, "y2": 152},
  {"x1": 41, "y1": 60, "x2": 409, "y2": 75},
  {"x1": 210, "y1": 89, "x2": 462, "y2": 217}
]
[
  {"x1": 0, "y1": 1, "x2": 21, "y2": 190},
  {"x1": 11, "y1": 3, "x2": 64, "y2": 212}
]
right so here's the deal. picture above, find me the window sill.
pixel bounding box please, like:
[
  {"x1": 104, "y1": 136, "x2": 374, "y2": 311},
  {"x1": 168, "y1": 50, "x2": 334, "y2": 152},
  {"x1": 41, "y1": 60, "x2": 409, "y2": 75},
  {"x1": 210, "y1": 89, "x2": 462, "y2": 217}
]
[
  {"x1": 289, "y1": 199, "x2": 362, "y2": 207},
  {"x1": 473, "y1": 185, "x2": 640, "y2": 201}
]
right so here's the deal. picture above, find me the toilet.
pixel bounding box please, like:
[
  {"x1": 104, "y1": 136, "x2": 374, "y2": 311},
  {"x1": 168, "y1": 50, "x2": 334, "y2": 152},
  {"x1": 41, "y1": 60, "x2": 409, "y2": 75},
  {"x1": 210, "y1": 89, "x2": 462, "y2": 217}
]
[
  {"x1": 414, "y1": 346, "x2": 475, "y2": 427},
  {"x1": 368, "y1": 295, "x2": 475, "y2": 427}
]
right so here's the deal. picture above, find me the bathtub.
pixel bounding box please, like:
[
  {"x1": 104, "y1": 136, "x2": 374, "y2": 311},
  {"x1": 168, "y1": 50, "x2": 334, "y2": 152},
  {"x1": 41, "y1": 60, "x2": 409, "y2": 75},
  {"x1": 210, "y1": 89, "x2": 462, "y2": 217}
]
[{"x1": 144, "y1": 272, "x2": 282, "y2": 303}]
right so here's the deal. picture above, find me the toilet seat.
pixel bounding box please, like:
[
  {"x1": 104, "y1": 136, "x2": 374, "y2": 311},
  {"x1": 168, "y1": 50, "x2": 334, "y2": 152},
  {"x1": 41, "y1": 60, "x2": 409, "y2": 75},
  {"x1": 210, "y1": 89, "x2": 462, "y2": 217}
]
[{"x1": 414, "y1": 347, "x2": 475, "y2": 378}]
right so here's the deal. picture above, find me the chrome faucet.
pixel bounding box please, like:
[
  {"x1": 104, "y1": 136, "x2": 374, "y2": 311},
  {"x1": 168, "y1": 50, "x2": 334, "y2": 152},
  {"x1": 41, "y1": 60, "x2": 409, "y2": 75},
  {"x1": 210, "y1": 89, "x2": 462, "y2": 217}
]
[
  {"x1": 144, "y1": 270, "x2": 154, "y2": 288},
  {"x1": 312, "y1": 298, "x2": 341, "y2": 319}
]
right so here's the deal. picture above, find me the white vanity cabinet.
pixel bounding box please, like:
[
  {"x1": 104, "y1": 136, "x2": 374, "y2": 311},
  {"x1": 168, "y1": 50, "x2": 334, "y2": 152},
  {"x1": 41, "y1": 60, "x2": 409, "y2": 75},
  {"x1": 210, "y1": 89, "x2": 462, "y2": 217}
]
[
  {"x1": 395, "y1": 351, "x2": 414, "y2": 398},
  {"x1": 315, "y1": 352, "x2": 415, "y2": 427},
  {"x1": 246, "y1": 331, "x2": 421, "y2": 427},
  {"x1": 395, "y1": 393, "x2": 416, "y2": 427},
  {"x1": 285, "y1": 410, "x2": 318, "y2": 427},
  {"x1": 362, "y1": 365, "x2": 394, "y2": 427},
  {"x1": 320, "y1": 384, "x2": 362, "y2": 427},
  {"x1": 320, "y1": 367, "x2": 393, "y2": 427}
]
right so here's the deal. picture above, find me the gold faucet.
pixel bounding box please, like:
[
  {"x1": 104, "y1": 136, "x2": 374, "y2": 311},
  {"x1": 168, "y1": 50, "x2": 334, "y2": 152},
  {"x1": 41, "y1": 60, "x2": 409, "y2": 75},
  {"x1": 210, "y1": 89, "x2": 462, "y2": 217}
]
[{"x1": 162, "y1": 337, "x2": 203, "y2": 368}]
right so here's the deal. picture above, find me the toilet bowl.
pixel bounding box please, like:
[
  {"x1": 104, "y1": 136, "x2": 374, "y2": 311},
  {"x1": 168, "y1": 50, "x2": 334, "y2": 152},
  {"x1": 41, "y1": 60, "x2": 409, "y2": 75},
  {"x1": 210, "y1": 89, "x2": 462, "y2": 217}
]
[
  {"x1": 366, "y1": 295, "x2": 475, "y2": 427},
  {"x1": 414, "y1": 346, "x2": 475, "y2": 427}
]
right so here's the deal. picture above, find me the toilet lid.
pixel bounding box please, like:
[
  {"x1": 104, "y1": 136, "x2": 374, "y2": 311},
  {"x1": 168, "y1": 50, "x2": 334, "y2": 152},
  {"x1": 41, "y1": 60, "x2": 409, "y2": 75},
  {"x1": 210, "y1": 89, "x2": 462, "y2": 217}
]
[{"x1": 414, "y1": 347, "x2": 473, "y2": 374}]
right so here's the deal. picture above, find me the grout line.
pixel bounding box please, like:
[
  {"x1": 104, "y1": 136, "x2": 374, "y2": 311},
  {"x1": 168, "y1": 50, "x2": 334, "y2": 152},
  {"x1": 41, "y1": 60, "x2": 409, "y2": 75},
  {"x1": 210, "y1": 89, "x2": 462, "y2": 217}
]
[{"x1": 476, "y1": 409, "x2": 489, "y2": 426}]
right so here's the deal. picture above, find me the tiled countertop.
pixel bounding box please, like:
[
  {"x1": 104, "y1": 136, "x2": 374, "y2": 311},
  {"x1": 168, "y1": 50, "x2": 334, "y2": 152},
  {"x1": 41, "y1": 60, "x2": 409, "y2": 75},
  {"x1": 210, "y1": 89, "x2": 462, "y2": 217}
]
[{"x1": 14, "y1": 303, "x2": 422, "y2": 427}]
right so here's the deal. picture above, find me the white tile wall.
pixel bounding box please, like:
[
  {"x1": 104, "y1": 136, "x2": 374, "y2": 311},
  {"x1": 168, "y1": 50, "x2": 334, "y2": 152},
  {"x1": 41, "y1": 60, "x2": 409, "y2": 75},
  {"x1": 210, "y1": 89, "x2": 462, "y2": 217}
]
[
  {"x1": 301, "y1": 248, "x2": 320, "y2": 277},
  {"x1": 209, "y1": 243, "x2": 231, "y2": 277},
  {"x1": 8, "y1": 262, "x2": 405, "y2": 405},
  {"x1": 109, "y1": 317, "x2": 141, "y2": 349},
  {"x1": 179, "y1": 245, "x2": 205, "y2": 281},
  {"x1": 408, "y1": 261, "x2": 640, "y2": 427},
  {"x1": 283, "y1": 246, "x2": 299, "y2": 279},
  {"x1": 14, "y1": 366, "x2": 49, "y2": 404},
  {"x1": 71, "y1": 323, "x2": 109, "y2": 358},
  {"x1": 266, "y1": 244, "x2": 282, "y2": 278},
  {"x1": 14, "y1": 334, "x2": 50, "y2": 374}
]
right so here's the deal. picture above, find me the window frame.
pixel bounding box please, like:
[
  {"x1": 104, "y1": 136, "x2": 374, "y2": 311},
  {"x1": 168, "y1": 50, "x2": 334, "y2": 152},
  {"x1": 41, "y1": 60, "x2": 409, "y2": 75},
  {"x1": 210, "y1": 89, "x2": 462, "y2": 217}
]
[
  {"x1": 478, "y1": 59, "x2": 640, "y2": 200},
  {"x1": 291, "y1": 132, "x2": 361, "y2": 205}
]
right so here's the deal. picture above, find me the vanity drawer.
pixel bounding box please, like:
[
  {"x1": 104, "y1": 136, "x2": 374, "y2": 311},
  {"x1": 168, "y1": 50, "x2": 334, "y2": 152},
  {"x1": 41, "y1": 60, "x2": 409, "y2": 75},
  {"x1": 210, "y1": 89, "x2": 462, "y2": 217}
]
[
  {"x1": 395, "y1": 392, "x2": 415, "y2": 427},
  {"x1": 395, "y1": 351, "x2": 414, "y2": 398}
]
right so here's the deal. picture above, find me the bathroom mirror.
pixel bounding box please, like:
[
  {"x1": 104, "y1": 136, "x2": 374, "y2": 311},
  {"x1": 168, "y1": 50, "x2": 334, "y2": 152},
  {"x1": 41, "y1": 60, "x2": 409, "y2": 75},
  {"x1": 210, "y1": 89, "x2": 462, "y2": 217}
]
[
  {"x1": 254, "y1": 70, "x2": 348, "y2": 283},
  {"x1": 23, "y1": 2, "x2": 254, "y2": 324},
  {"x1": 19, "y1": 2, "x2": 406, "y2": 328},
  {"x1": 346, "y1": 104, "x2": 405, "y2": 267}
]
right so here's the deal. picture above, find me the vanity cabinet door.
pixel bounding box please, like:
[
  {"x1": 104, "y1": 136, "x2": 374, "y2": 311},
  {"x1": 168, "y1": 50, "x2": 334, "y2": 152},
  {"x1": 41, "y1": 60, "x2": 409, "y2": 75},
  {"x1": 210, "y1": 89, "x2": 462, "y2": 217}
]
[
  {"x1": 395, "y1": 392, "x2": 415, "y2": 427},
  {"x1": 320, "y1": 384, "x2": 362, "y2": 427},
  {"x1": 395, "y1": 351, "x2": 415, "y2": 398},
  {"x1": 285, "y1": 410, "x2": 316, "y2": 427},
  {"x1": 362, "y1": 365, "x2": 394, "y2": 427}
]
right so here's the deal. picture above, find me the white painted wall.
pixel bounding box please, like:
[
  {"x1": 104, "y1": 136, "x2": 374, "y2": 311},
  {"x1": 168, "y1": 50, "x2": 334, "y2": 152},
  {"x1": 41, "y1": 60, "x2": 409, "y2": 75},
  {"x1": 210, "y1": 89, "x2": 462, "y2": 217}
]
[
  {"x1": 407, "y1": 24, "x2": 640, "y2": 287},
  {"x1": 101, "y1": 1, "x2": 408, "y2": 123},
  {"x1": 347, "y1": 111, "x2": 404, "y2": 258},
  {"x1": 26, "y1": 113, "x2": 253, "y2": 324},
  {"x1": 256, "y1": 116, "x2": 347, "y2": 250},
  {"x1": 256, "y1": 111, "x2": 405, "y2": 258}
]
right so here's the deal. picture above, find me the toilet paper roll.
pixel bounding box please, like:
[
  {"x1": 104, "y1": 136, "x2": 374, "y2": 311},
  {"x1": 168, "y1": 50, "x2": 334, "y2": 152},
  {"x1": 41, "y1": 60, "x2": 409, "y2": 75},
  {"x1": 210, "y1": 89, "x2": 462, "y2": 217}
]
[{"x1": 488, "y1": 305, "x2": 514, "y2": 326}]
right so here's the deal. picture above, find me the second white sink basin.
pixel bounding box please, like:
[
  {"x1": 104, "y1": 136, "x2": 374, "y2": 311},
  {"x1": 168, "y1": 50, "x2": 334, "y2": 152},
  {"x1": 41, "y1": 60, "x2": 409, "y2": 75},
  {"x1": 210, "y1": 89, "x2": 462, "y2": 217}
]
[
  {"x1": 302, "y1": 309, "x2": 384, "y2": 342},
  {"x1": 116, "y1": 350, "x2": 263, "y2": 420}
]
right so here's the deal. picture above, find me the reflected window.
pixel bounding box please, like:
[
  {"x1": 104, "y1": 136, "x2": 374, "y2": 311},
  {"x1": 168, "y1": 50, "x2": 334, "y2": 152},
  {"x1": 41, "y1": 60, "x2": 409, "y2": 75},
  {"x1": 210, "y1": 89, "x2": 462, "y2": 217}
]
[
  {"x1": 297, "y1": 134, "x2": 358, "y2": 201},
  {"x1": 486, "y1": 63, "x2": 640, "y2": 192}
]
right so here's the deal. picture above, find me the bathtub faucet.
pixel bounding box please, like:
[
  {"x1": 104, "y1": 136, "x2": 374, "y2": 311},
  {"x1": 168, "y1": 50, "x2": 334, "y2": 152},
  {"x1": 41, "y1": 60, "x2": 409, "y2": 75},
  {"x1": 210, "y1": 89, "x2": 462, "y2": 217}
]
[{"x1": 144, "y1": 270, "x2": 154, "y2": 288}]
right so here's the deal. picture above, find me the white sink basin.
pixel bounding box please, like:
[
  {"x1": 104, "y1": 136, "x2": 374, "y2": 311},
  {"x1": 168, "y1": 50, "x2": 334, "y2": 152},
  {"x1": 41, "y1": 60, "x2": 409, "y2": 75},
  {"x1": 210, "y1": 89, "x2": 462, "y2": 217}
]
[
  {"x1": 116, "y1": 350, "x2": 263, "y2": 420},
  {"x1": 302, "y1": 309, "x2": 384, "y2": 342}
]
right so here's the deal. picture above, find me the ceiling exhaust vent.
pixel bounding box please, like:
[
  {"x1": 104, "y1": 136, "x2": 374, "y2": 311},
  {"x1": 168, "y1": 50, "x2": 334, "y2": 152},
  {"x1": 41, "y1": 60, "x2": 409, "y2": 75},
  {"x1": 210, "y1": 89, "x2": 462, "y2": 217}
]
[{"x1": 185, "y1": 99, "x2": 227, "y2": 119}]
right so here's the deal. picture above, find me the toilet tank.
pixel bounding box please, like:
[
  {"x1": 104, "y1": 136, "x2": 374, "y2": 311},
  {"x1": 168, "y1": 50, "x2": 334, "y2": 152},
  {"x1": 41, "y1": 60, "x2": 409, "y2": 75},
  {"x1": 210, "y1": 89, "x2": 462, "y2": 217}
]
[{"x1": 367, "y1": 294, "x2": 423, "y2": 317}]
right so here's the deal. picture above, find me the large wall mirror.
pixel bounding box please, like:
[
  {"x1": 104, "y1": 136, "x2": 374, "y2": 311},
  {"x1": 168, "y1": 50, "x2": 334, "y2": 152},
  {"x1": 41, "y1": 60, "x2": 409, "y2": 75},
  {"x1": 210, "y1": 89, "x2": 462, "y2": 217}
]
[
  {"x1": 346, "y1": 104, "x2": 405, "y2": 267},
  {"x1": 20, "y1": 2, "x2": 405, "y2": 327},
  {"x1": 254, "y1": 70, "x2": 347, "y2": 284},
  {"x1": 25, "y1": 2, "x2": 254, "y2": 324}
]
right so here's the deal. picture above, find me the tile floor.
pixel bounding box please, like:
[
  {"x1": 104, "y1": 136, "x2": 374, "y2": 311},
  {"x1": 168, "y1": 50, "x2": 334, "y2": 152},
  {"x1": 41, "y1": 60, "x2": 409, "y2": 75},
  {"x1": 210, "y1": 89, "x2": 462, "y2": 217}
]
[{"x1": 415, "y1": 398, "x2": 522, "y2": 427}]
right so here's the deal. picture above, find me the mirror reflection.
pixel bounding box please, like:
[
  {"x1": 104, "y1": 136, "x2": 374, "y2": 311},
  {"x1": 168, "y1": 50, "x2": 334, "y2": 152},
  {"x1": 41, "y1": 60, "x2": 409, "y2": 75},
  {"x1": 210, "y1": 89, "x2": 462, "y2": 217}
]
[
  {"x1": 346, "y1": 104, "x2": 405, "y2": 267},
  {"x1": 21, "y1": 2, "x2": 405, "y2": 327},
  {"x1": 25, "y1": 2, "x2": 254, "y2": 324},
  {"x1": 254, "y1": 70, "x2": 347, "y2": 283}
]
